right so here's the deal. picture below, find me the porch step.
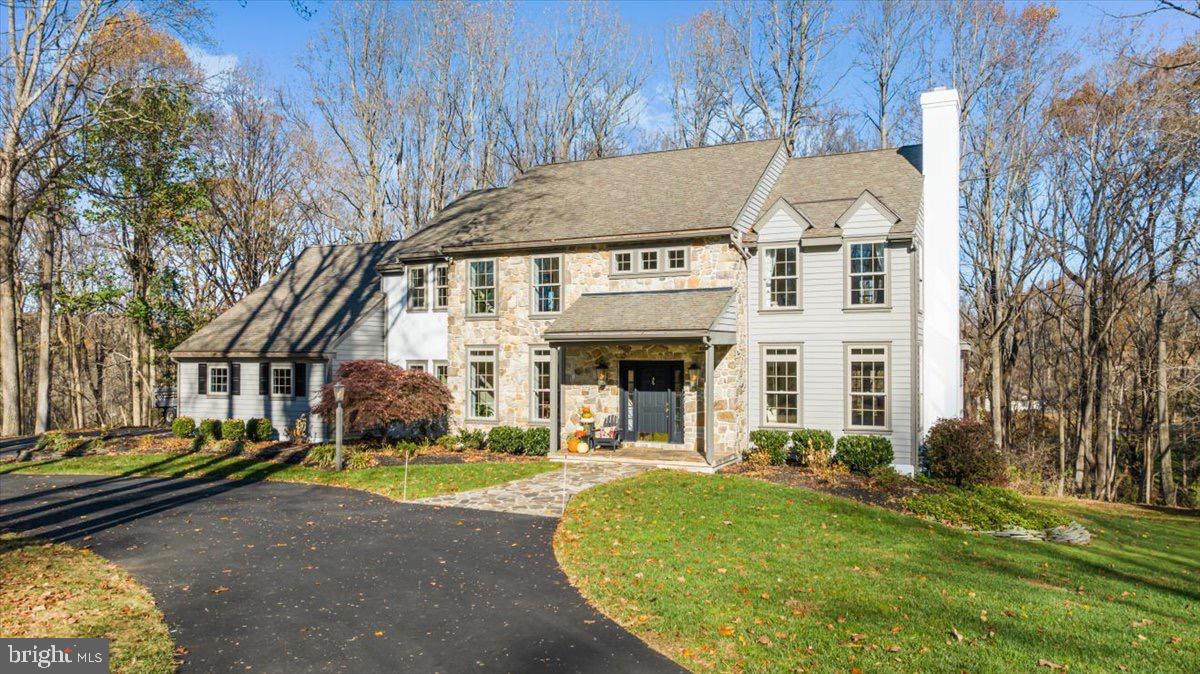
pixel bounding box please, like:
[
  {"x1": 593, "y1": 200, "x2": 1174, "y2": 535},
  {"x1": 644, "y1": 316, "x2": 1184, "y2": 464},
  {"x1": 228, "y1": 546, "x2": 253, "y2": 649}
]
[{"x1": 550, "y1": 450, "x2": 741, "y2": 474}]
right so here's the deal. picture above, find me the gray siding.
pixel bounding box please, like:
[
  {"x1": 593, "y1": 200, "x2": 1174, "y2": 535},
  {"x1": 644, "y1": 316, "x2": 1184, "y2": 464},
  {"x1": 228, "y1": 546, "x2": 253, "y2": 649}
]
[
  {"x1": 747, "y1": 199, "x2": 917, "y2": 469},
  {"x1": 176, "y1": 360, "x2": 328, "y2": 442},
  {"x1": 331, "y1": 306, "x2": 386, "y2": 376},
  {"x1": 733, "y1": 142, "x2": 789, "y2": 236},
  {"x1": 712, "y1": 296, "x2": 738, "y2": 334}
]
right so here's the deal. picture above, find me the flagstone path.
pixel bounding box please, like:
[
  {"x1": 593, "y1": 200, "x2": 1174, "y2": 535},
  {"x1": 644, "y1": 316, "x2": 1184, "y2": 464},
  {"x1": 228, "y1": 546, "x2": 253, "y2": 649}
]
[{"x1": 415, "y1": 462, "x2": 647, "y2": 517}]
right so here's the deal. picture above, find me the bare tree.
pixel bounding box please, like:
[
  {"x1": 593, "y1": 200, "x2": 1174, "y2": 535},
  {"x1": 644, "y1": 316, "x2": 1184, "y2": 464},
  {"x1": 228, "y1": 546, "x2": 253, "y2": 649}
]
[
  {"x1": 853, "y1": 0, "x2": 925, "y2": 147},
  {"x1": 665, "y1": 11, "x2": 737, "y2": 148}
]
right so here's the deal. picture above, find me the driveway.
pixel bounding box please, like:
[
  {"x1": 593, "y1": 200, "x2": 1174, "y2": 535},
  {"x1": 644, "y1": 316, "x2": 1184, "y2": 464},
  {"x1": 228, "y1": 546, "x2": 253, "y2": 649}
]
[{"x1": 0, "y1": 473, "x2": 681, "y2": 673}]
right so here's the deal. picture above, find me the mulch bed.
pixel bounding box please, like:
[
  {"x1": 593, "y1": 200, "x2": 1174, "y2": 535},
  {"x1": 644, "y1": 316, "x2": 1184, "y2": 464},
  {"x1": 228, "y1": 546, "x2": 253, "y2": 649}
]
[{"x1": 725, "y1": 463, "x2": 942, "y2": 514}]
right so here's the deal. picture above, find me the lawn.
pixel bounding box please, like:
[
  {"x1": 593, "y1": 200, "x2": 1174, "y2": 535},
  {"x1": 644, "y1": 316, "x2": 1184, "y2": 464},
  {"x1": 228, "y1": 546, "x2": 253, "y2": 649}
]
[
  {"x1": 0, "y1": 534, "x2": 174, "y2": 674},
  {"x1": 1, "y1": 451, "x2": 558, "y2": 501},
  {"x1": 555, "y1": 471, "x2": 1200, "y2": 673}
]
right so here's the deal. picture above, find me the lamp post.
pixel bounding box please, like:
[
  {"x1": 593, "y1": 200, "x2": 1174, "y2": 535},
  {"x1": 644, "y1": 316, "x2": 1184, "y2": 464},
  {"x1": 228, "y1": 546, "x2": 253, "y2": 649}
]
[{"x1": 333, "y1": 382, "x2": 345, "y2": 471}]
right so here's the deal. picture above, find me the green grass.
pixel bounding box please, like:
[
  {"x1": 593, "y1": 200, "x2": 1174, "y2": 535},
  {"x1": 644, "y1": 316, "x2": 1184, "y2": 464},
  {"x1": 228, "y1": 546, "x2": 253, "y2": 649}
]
[
  {"x1": 555, "y1": 471, "x2": 1200, "y2": 673},
  {"x1": 906, "y1": 484, "x2": 1071, "y2": 530},
  {"x1": 1, "y1": 534, "x2": 174, "y2": 673},
  {"x1": 1, "y1": 451, "x2": 558, "y2": 501}
]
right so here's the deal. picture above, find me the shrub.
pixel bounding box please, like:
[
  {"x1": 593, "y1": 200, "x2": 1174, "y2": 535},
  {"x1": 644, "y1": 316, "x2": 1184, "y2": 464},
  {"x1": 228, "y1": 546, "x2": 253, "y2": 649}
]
[
  {"x1": 456, "y1": 429, "x2": 487, "y2": 451},
  {"x1": 749, "y1": 430, "x2": 789, "y2": 466},
  {"x1": 312, "y1": 360, "x2": 452, "y2": 447},
  {"x1": 1189, "y1": 483, "x2": 1200, "y2": 509},
  {"x1": 436, "y1": 433, "x2": 459, "y2": 450},
  {"x1": 303, "y1": 444, "x2": 337, "y2": 469},
  {"x1": 246, "y1": 418, "x2": 275, "y2": 442},
  {"x1": 834, "y1": 435, "x2": 893, "y2": 474},
  {"x1": 790, "y1": 429, "x2": 834, "y2": 467},
  {"x1": 346, "y1": 450, "x2": 377, "y2": 470},
  {"x1": 906, "y1": 485, "x2": 1068, "y2": 530},
  {"x1": 171, "y1": 416, "x2": 196, "y2": 438},
  {"x1": 869, "y1": 464, "x2": 903, "y2": 489},
  {"x1": 221, "y1": 419, "x2": 246, "y2": 443},
  {"x1": 391, "y1": 440, "x2": 420, "y2": 457},
  {"x1": 198, "y1": 419, "x2": 222, "y2": 440},
  {"x1": 524, "y1": 427, "x2": 551, "y2": 456},
  {"x1": 488, "y1": 426, "x2": 525, "y2": 454},
  {"x1": 189, "y1": 434, "x2": 207, "y2": 452},
  {"x1": 35, "y1": 431, "x2": 75, "y2": 454},
  {"x1": 924, "y1": 417, "x2": 1006, "y2": 487},
  {"x1": 743, "y1": 449, "x2": 773, "y2": 469}
]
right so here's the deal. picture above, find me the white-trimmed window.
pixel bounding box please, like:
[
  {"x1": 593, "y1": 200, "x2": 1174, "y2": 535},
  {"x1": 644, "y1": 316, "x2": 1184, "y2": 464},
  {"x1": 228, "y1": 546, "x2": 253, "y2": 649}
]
[
  {"x1": 611, "y1": 246, "x2": 690, "y2": 276},
  {"x1": 408, "y1": 266, "x2": 428, "y2": 311},
  {"x1": 434, "y1": 264, "x2": 449, "y2": 310},
  {"x1": 531, "y1": 347, "x2": 552, "y2": 422},
  {"x1": 848, "y1": 345, "x2": 888, "y2": 428},
  {"x1": 849, "y1": 242, "x2": 886, "y2": 306},
  {"x1": 433, "y1": 361, "x2": 449, "y2": 385},
  {"x1": 531, "y1": 255, "x2": 562, "y2": 314},
  {"x1": 406, "y1": 360, "x2": 427, "y2": 373},
  {"x1": 467, "y1": 347, "x2": 497, "y2": 420},
  {"x1": 762, "y1": 346, "x2": 801, "y2": 425},
  {"x1": 468, "y1": 260, "x2": 496, "y2": 317},
  {"x1": 270, "y1": 364, "x2": 293, "y2": 396},
  {"x1": 763, "y1": 246, "x2": 799, "y2": 309},
  {"x1": 208, "y1": 364, "x2": 229, "y2": 394}
]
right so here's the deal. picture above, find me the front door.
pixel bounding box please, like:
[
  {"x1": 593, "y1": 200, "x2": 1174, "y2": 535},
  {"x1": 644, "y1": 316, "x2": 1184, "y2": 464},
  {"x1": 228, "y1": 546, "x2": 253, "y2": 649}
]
[{"x1": 620, "y1": 361, "x2": 683, "y2": 443}]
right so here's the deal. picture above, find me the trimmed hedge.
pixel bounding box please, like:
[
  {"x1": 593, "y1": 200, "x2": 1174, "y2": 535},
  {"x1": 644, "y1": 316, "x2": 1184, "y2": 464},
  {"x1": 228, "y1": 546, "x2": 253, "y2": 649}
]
[
  {"x1": 790, "y1": 429, "x2": 834, "y2": 466},
  {"x1": 488, "y1": 426, "x2": 525, "y2": 454},
  {"x1": 524, "y1": 427, "x2": 551, "y2": 456},
  {"x1": 924, "y1": 417, "x2": 1005, "y2": 486},
  {"x1": 221, "y1": 419, "x2": 246, "y2": 443},
  {"x1": 749, "y1": 430, "x2": 789, "y2": 466},
  {"x1": 198, "y1": 419, "x2": 222, "y2": 440},
  {"x1": 171, "y1": 416, "x2": 196, "y2": 438},
  {"x1": 246, "y1": 418, "x2": 275, "y2": 442},
  {"x1": 456, "y1": 429, "x2": 487, "y2": 451},
  {"x1": 834, "y1": 434, "x2": 893, "y2": 474}
]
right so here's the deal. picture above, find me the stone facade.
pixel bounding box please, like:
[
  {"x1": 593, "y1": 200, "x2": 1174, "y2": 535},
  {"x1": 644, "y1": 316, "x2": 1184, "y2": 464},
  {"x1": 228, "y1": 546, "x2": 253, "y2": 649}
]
[{"x1": 444, "y1": 237, "x2": 748, "y2": 457}]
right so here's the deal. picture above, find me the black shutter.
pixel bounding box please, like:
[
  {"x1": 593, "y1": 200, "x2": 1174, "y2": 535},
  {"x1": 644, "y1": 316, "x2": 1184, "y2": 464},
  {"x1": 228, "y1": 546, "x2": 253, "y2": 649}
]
[
  {"x1": 294, "y1": 363, "x2": 308, "y2": 397},
  {"x1": 197, "y1": 363, "x2": 207, "y2": 395},
  {"x1": 259, "y1": 363, "x2": 270, "y2": 395},
  {"x1": 230, "y1": 363, "x2": 241, "y2": 396}
]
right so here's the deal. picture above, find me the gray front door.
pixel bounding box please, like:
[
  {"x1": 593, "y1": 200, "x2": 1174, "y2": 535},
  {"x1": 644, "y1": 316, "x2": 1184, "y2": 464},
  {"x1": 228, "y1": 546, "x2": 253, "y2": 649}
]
[{"x1": 620, "y1": 361, "x2": 683, "y2": 443}]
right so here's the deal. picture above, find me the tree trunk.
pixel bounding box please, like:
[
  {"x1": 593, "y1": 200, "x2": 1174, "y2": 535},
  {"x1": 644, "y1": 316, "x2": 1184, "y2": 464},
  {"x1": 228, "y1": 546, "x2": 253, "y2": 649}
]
[
  {"x1": 0, "y1": 198, "x2": 21, "y2": 436},
  {"x1": 1156, "y1": 327, "x2": 1176, "y2": 506},
  {"x1": 34, "y1": 215, "x2": 57, "y2": 433},
  {"x1": 130, "y1": 325, "x2": 143, "y2": 427},
  {"x1": 1057, "y1": 411, "x2": 1066, "y2": 497},
  {"x1": 989, "y1": 333, "x2": 1006, "y2": 451}
]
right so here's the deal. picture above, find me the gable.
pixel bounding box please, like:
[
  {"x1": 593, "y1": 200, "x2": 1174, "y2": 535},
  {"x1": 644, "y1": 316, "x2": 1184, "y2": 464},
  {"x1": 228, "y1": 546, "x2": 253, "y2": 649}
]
[
  {"x1": 833, "y1": 190, "x2": 901, "y2": 238},
  {"x1": 750, "y1": 197, "x2": 813, "y2": 243}
]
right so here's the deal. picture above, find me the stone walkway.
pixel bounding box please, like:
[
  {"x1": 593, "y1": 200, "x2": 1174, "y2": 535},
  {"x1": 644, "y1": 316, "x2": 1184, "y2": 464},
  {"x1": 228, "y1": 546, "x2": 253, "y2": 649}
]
[{"x1": 415, "y1": 462, "x2": 647, "y2": 517}]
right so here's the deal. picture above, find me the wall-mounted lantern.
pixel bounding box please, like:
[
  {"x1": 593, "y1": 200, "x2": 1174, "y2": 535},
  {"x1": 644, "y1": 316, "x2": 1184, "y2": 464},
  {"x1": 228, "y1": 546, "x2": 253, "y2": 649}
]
[
  {"x1": 596, "y1": 357, "x2": 610, "y2": 389},
  {"x1": 688, "y1": 362, "x2": 701, "y2": 390}
]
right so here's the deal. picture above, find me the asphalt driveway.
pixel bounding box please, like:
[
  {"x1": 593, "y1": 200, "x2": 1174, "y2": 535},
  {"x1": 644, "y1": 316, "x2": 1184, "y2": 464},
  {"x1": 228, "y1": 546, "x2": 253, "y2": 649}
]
[{"x1": 0, "y1": 473, "x2": 682, "y2": 673}]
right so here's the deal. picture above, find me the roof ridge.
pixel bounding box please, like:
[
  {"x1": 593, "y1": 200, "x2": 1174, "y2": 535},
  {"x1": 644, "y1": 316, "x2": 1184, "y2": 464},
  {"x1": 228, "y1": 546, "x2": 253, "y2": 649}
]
[
  {"x1": 791, "y1": 143, "x2": 921, "y2": 161},
  {"x1": 523, "y1": 138, "x2": 780, "y2": 171}
]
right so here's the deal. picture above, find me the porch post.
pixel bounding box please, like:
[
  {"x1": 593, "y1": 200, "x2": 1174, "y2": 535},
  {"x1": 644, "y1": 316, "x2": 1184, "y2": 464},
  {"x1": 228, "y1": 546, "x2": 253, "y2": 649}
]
[
  {"x1": 550, "y1": 345, "x2": 561, "y2": 454},
  {"x1": 704, "y1": 340, "x2": 715, "y2": 465}
]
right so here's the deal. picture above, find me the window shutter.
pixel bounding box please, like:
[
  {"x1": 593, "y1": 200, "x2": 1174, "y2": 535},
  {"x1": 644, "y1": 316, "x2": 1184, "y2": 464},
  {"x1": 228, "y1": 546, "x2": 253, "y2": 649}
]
[
  {"x1": 294, "y1": 363, "x2": 308, "y2": 397},
  {"x1": 230, "y1": 363, "x2": 241, "y2": 396},
  {"x1": 259, "y1": 363, "x2": 270, "y2": 395},
  {"x1": 197, "y1": 364, "x2": 207, "y2": 395}
]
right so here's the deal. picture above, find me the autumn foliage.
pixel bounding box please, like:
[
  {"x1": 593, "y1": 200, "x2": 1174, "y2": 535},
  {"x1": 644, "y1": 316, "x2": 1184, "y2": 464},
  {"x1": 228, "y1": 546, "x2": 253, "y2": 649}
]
[{"x1": 313, "y1": 360, "x2": 451, "y2": 441}]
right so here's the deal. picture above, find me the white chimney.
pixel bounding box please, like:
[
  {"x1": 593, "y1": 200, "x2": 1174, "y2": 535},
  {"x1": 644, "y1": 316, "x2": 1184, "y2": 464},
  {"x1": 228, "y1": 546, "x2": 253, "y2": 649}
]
[{"x1": 919, "y1": 87, "x2": 962, "y2": 436}]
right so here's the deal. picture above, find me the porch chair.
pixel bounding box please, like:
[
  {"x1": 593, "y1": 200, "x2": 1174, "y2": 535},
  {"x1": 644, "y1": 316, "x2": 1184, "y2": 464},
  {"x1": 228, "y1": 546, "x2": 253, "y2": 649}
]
[{"x1": 592, "y1": 414, "x2": 621, "y2": 451}]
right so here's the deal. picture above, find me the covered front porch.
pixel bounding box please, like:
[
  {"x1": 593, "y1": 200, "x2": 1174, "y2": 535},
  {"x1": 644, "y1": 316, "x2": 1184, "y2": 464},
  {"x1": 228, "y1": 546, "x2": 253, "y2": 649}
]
[{"x1": 541, "y1": 288, "x2": 743, "y2": 471}]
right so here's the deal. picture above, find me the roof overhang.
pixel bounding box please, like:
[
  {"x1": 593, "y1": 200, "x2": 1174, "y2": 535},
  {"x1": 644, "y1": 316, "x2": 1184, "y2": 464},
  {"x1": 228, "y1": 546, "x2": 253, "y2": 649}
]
[
  {"x1": 542, "y1": 287, "x2": 737, "y2": 346},
  {"x1": 171, "y1": 351, "x2": 329, "y2": 361},
  {"x1": 546, "y1": 329, "x2": 735, "y2": 345}
]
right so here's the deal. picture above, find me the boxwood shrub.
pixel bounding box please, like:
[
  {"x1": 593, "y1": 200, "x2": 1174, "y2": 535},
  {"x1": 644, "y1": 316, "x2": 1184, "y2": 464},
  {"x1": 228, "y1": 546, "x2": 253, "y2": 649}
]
[
  {"x1": 456, "y1": 428, "x2": 487, "y2": 451},
  {"x1": 834, "y1": 434, "x2": 893, "y2": 474},
  {"x1": 488, "y1": 425, "x2": 525, "y2": 454},
  {"x1": 790, "y1": 428, "x2": 834, "y2": 466},
  {"x1": 198, "y1": 419, "x2": 222, "y2": 440},
  {"x1": 221, "y1": 419, "x2": 246, "y2": 443},
  {"x1": 749, "y1": 429, "x2": 789, "y2": 465},
  {"x1": 171, "y1": 416, "x2": 196, "y2": 438},
  {"x1": 524, "y1": 427, "x2": 551, "y2": 456},
  {"x1": 245, "y1": 418, "x2": 275, "y2": 442}
]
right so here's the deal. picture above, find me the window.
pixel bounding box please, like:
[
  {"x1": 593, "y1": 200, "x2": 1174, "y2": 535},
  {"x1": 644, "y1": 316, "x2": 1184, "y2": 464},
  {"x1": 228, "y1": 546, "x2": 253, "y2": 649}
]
[
  {"x1": 406, "y1": 360, "x2": 427, "y2": 373},
  {"x1": 271, "y1": 364, "x2": 293, "y2": 396},
  {"x1": 467, "y1": 347, "x2": 497, "y2": 419},
  {"x1": 468, "y1": 260, "x2": 496, "y2": 316},
  {"x1": 762, "y1": 346, "x2": 801, "y2": 425},
  {"x1": 531, "y1": 347, "x2": 552, "y2": 422},
  {"x1": 433, "y1": 361, "x2": 449, "y2": 385},
  {"x1": 531, "y1": 255, "x2": 562, "y2": 314},
  {"x1": 763, "y1": 246, "x2": 799, "y2": 309},
  {"x1": 208, "y1": 365, "x2": 229, "y2": 394},
  {"x1": 849, "y1": 242, "x2": 886, "y2": 306},
  {"x1": 611, "y1": 246, "x2": 691, "y2": 276},
  {"x1": 434, "y1": 264, "x2": 449, "y2": 310},
  {"x1": 408, "y1": 266, "x2": 428, "y2": 311},
  {"x1": 848, "y1": 345, "x2": 888, "y2": 428}
]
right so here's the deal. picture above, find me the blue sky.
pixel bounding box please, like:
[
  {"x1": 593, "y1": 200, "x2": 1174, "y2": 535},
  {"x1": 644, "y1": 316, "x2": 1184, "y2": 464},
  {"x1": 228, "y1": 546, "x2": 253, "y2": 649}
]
[{"x1": 191, "y1": 0, "x2": 1195, "y2": 140}]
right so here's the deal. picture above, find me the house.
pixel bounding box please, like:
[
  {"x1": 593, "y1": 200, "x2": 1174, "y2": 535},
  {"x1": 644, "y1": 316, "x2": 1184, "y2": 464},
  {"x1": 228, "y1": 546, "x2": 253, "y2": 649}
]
[{"x1": 172, "y1": 88, "x2": 962, "y2": 472}]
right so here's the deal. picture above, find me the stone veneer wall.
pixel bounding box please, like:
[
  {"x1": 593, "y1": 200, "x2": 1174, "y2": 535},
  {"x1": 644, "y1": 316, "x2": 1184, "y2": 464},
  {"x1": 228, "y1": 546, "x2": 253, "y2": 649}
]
[{"x1": 445, "y1": 237, "x2": 748, "y2": 455}]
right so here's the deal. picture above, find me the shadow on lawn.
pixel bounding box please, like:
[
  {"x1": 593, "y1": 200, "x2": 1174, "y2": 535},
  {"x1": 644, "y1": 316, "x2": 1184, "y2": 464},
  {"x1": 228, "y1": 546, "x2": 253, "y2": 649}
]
[{"x1": 0, "y1": 454, "x2": 296, "y2": 544}]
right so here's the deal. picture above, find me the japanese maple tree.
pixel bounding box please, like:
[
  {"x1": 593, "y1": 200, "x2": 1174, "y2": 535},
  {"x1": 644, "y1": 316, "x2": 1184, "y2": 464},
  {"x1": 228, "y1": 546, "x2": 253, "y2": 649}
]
[{"x1": 313, "y1": 360, "x2": 451, "y2": 445}]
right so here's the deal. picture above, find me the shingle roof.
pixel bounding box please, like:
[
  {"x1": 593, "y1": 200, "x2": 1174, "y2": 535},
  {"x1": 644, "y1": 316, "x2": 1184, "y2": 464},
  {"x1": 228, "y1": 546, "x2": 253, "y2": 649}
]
[
  {"x1": 172, "y1": 241, "x2": 405, "y2": 358},
  {"x1": 764, "y1": 145, "x2": 923, "y2": 240},
  {"x1": 392, "y1": 140, "x2": 782, "y2": 259},
  {"x1": 543, "y1": 288, "x2": 735, "y2": 340}
]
